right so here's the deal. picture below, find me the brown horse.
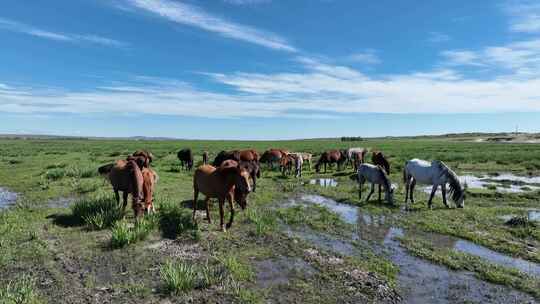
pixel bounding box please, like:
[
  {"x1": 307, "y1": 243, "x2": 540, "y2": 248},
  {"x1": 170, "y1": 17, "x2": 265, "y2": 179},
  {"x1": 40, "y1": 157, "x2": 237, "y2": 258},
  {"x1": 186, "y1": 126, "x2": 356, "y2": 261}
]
[
  {"x1": 141, "y1": 167, "x2": 158, "y2": 214},
  {"x1": 239, "y1": 160, "x2": 261, "y2": 192},
  {"x1": 260, "y1": 149, "x2": 288, "y2": 169},
  {"x1": 280, "y1": 154, "x2": 295, "y2": 176},
  {"x1": 239, "y1": 149, "x2": 259, "y2": 163},
  {"x1": 213, "y1": 150, "x2": 240, "y2": 166},
  {"x1": 315, "y1": 150, "x2": 346, "y2": 173},
  {"x1": 107, "y1": 159, "x2": 145, "y2": 217},
  {"x1": 372, "y1": 151, "x2": 390, "y2": 174},
  {"x1": 193, "y1": 161, "x2": 251, "y2": 231}
]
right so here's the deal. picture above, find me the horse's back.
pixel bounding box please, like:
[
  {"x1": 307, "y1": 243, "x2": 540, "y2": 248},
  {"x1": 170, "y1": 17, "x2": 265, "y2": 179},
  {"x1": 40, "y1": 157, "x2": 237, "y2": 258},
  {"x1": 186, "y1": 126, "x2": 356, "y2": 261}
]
[
  {"x1": 405, "y1": 159, "x2": 437, "y2": 183},
  {"x1": 193, "y1": 165, "x2": 220, "y2": 197}
]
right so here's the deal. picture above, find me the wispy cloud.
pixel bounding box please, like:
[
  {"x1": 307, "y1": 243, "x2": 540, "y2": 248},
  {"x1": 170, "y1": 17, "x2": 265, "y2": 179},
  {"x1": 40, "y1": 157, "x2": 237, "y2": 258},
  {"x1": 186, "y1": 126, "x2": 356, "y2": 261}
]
[
  {"x1": 428, "y1": 31, "x2": 451, "y2": 43},
  {"x1": 504, "y1": 0, "x2": 540, "y2": 33},
  {"x1": 123, "y1": 0, "x2": 296, "y2": 52},
  {"x1": 441, "y1": 39, "x2": 540, "y2": 77},
  {"x1": 346, "y1": 50, "x2": 381, "y2": 64},
  {"x1": 0, "y1": 17, "x2": 127, "y2": 47}
]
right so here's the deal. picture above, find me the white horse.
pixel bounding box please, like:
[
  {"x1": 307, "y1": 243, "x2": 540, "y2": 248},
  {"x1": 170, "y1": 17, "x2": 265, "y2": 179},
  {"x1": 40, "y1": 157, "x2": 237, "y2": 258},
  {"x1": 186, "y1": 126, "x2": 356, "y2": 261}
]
[
  {"x1": 357, "y1": 164, "x2": 394, "y2": 204},
  {"x1": 403, "y1": 159, "x2": 465, "y2": 209},
  {"x1": 347, "y1": 147, "x2": 367, "y2": 168},
  {"x1": 300, "y1": 153, "x2": 312, "y2": 171}
]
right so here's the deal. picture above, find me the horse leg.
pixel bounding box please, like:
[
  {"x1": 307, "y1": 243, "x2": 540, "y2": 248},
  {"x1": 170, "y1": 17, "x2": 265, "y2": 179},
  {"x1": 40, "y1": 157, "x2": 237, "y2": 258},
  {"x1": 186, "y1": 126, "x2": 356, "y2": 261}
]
[
  {"x1": 358, "y1": 178, "x2": 363, "y2": 200},
  {"x1": 204, "y1": 197, "x2": 212, "y2": 223},
  {"x1": 122, "y1": 191, "x2": 128, "y2": 212},
  {"x1": 218, "y1": 198, "x2": 226, "y2": 232},
  {"x1": 441, "y1": 184, "x2": 449, "y2": 208},
  {"x1": 404, "y1": 178, "x2": 409, "y2": 204},
  {"x1": 366, "y1": 183, "x2": 375, "y2": 202},
  {"x1": 192, "y1": 188, "x2": 199, "y2": 221},
  {"x1": 114, "y1": 189, "x2": 120, "y2": 206},
  {"x1": 428, "y1": 185, "x2": 438, "y2": 210},
  {"x1": 226, "y1": 193, "x2": 234, "y2": 229},
  {"x1": 378, "y1": 184, "x2": 382, "y2": 203},
  {"x1": 410, "y1": 179, "x2": 416, "y2": 203}
]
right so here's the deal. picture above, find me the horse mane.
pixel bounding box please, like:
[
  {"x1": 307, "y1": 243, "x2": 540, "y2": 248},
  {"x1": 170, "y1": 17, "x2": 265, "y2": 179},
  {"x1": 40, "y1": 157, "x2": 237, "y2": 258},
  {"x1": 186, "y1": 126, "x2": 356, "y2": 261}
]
[
  {"x1": 376, "y1": 165, "x2": 391, "y2": 191},
  {"x1": 439, "y1": 161, "x2": 463, "y2": 203}
]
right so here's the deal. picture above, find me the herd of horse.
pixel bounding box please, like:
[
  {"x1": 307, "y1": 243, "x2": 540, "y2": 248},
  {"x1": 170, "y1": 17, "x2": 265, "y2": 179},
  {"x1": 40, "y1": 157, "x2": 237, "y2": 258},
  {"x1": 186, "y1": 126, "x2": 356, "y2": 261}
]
[{"x1": 98, "y1": 147, "x2": 465, "y2": 232}]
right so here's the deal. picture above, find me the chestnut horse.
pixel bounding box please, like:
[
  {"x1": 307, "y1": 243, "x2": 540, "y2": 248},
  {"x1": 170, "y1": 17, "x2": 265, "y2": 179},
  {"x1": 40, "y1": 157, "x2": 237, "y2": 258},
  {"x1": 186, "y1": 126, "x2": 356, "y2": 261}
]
[
  {"x1": 213, "y1": 150, "x2": 259, "y2": 167},
  {"x1": 372, "y1": 151, "x2": 390, "y2": 174},
  {"x1": 347, "y1": 147, "x2": 367, "y2": 168},
  {"x1": 315, "y1": 150, "x2": 346, "y2": 173},
  {"x1": 193, "y1": 161, "x2": 251, "y2": 232},
  {"x1": 239, "y1": 160, "x2": 261, "y2": 192},
  {"x1": 280, "y1": 154, "x2": 294, "y2": 176},
  {"x1": 141, "y1": 167, "x2": 158, "y2": 214},
  {"x1": 107, "y1": 159, "x2": 145, "y2": 217},
  {"x1": 260, "y1": 149, "x2": 288, "y2": 169},
  {"x1": 239, "y1": 149, "x2": 259, "y2": 163}
]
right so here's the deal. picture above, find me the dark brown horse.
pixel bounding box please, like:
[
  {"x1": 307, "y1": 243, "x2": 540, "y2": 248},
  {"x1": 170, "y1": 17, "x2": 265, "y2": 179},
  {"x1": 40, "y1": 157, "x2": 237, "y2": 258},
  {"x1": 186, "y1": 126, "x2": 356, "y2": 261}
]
[
  {"x1": 372, "y1": 151, "x2": 390, "y2": 174},
  {"x1": 213, "y1": 150, "x2": 240, "y2": 166},
  {"x1": 177, "y1": 148, "x2": 194, "y2": 171},
  {"x1": 107, "y1": 159, "x2": 145, "y2": 217},
  {"x1": 193, "y1": 161, "x2": 251, "y2": 232},
  {"x1": 315, "y1": 150, "x2": 346, "y2": 173},
  {"x1": 239, "y1": 160, "x2": 261, "y2": 192},
  {"x1": 260, "y1": 149, "x2": 288, "y2": 169}
]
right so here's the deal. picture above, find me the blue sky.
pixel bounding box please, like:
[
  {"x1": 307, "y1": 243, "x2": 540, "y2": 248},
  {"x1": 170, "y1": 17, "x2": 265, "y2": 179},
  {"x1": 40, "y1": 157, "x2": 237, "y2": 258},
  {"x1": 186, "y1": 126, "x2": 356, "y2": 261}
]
[{"x1": 1, "y1": 0, "x2": 540, "y2": 139}]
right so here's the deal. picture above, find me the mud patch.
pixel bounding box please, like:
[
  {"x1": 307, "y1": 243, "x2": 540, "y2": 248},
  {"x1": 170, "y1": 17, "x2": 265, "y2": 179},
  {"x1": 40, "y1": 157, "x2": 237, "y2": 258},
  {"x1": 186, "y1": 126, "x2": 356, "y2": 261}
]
[
  {"x1": 254, "y1": 256, "x2": 316, "y2": 288},
  {"x1": 145, "y1": 239, "x2": 203, "y2": 260},
  {"x1": 0, "y1": 187, "x2": 18, "y2": 209}
]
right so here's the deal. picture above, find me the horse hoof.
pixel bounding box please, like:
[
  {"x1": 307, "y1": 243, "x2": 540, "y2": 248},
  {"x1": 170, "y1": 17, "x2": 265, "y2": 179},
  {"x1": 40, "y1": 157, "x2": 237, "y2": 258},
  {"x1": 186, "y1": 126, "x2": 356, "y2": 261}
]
[
  {"x1": 221, "y1": 226, "x2": 227, "y2": 232},
  {"x1": 226, "y1": 223, "x2": 232, "y2": 229}
]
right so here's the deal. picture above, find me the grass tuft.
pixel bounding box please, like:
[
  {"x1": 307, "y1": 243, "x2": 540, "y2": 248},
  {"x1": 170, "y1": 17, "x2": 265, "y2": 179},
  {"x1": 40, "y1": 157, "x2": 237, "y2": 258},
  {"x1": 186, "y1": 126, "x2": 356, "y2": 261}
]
[
  {"x1": 0, "y1": 275, "x2": 43, "y2": 304},
  {"x1": 71, "y1": 194, "x2": 123, "y2": 229},
  {"x1": 110, "y1": 217, "x2": 157, "y2": 249},
  {"x1": 158, "y1": 199, "x2": 198, "y2": 239}
]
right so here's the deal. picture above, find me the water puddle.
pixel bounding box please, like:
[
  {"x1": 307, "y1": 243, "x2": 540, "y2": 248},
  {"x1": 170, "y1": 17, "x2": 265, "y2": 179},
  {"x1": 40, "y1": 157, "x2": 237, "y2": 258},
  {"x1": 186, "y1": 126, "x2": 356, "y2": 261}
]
[
  {"x1": 529, "y1": 210, "x2": 540, "y2": 222},
  {"x1": 0, "y1": 187, "x2": 18, "y2": 209},
  {"x1": 308, "y1": 178, "x2": 338, "y2": 187},
  {"x1": 254, "y1": 256, "x2": 316, "y2": 289},
  {"x1": 422, "y1": 173, "x2": 540, "y2": 194},
  {"x1": 283, "y1": 194, "x2": 537, "y2": 303},
  {"x1": 47, "y1": 197, "x2": 76, "y2": 209}
]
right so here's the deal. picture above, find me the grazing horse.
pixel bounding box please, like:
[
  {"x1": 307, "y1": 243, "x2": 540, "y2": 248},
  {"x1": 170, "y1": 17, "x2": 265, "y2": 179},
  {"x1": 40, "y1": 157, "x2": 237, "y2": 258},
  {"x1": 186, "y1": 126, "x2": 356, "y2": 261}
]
[
  {"x1": 260, "y1": 149, "x2": 288, "y2": 169},
  {"x1": 192, "y1": 161, "x2": 251, "y2": 232},
  {"x1": 315, "y1": 150, "x2": 346, "y2": 173},
  {"x1": 372, "y1": 151, "x2": 390, "y2": 174},
  {"x1": 202, "y1": 151, "x2": 209, "y2": 165},
  {"x1": 357, "y1": 164, "x2": 394, "y2": 204},
  {"x1": 213, "y1": 150, "x2": 240, "y2": 167},
  {"x1": 107, "y1": 159, "x2": 145, "y2": 217},
  {"x1": 239, "y1": 160, "x2": 261, "y2": 192},
  {"x1": 347, "y1": 148, "x2": 367, "y2": 168},
  {"x1": 177, "y1": 148, "x2": 194, "y2": 171},
  {"x1": 403, "y1": 159, "x2": 465, "y2": 209},
  {"x1": 141, "y1": 168, "x2": 158, "y2": 214},
  {"x1": 291, "y1": 153, "x2": 304, "y2": 177},
  {"x1": 280, "y1": 154, "x2": 295, "y2": 176},
  {"x1": 351, "y1": 151, "x2": 364, "y2": 171}
]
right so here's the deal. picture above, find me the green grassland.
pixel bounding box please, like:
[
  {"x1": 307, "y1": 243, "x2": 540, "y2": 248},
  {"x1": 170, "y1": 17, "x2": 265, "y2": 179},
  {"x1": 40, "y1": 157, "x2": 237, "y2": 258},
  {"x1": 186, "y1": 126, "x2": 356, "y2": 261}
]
[{"x1": 0, "y1": 137, "x2": 539, "y2": 303}]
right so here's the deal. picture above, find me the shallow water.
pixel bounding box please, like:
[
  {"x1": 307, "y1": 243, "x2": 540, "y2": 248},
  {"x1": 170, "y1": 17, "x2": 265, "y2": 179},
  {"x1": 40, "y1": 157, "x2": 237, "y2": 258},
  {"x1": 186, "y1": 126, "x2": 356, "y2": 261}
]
[
  {"x1": 0, "y1": 187, "x2": 18, "y2": 209},
  {"x1": 309, "y1": 178, "x2": 338, "y2": 187},
  {"x1": 286, "y1": 194, "x2": 538, "y2": 303},
  {"x1": 529, "y1": 210, "x2": 540, "y2": 222},
  {"x1": 422, "y1": 173, "x2": 540, "y2": 194}
]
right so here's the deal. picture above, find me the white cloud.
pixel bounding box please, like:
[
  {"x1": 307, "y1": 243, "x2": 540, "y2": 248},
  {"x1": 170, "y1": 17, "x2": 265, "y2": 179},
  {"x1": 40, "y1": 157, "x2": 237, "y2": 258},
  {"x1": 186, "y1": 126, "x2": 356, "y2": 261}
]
[
  {"x1": 0, "y1": 17, "x2": 127, "y2": 47},
  {"x1": 504, "y1": 0, "x2": 540, "y2": 33},
  {"x1": 346, "y1": 50, "x2": 381, "y2": 64},
  {"x1": 124, "y1": 0, "x2": 296, "y2": 52},
  {"x1": 442, "y1": 39, "x2": 540, "y2": 77}
]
